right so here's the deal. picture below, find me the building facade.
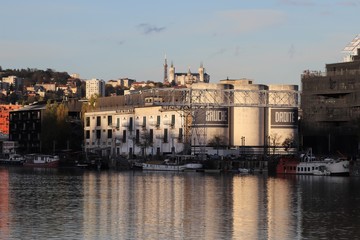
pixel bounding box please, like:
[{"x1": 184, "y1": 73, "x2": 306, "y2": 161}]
[
  {"x1": 84, "y1": 105, "x2": 185, "y2": 158},
  {"x1": 84, "y1": 80, "x2": 298, "y2": 158},
  {"x1": 86, "y1": 78, "x2": 105, "y2": 99},
  {"x1": 301, "y1": 40, "x2": 360, "y2": 155},
  {"x1": 0, "y1": 104, "x2": 22, "y2": 135},
  {"x1": 9, "y1": 100, "x2": 83, "y2": 154}
]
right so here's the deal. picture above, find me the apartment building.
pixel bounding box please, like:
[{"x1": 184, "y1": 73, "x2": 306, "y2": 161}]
[
  {"x1": 301, "y1": 35, "x2": 360, "y2": 155},
  {"x1": 86, "y1": 78, "x2": 105, "y2": 99}
]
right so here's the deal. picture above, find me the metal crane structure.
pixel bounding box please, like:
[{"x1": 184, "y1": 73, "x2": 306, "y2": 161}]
[{"x1": 141, "y1": 87, "x2": 300, "y2": 157}]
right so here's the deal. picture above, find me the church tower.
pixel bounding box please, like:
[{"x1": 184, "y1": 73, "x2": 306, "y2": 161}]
[
  {"x1": 198, "y1": 62, "x2": 205, "y2": 82},
  {"x1": 163, "y1": 55, "x2": 168, "y2": 83},
  {"x1": 169, "y1": 61, "x2": 175, "y2": 84}
]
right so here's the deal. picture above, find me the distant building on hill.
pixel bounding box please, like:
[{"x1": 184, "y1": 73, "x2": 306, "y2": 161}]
[
  {"x1": 164, "y1": 57, "x2": 210, "y2": 86},
  {"x1": 107, "y1": 78, "x2": 135, "y2": 88},
  {"x1": 0, "y1": 104, "x2": 22, "y2": 135},
  {"x1": 86, "y1": 78, "x2": 105, "y2": 99},
  {"x1": 1, "y1": 76, "x2": 23, "y2": 90}
]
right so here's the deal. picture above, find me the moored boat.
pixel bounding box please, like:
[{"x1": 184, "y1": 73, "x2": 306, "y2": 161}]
[
  {"x1": 142, "y1": 161, "x2": 186, "y2": 171},
  {"x1": 0, "y1": 154, "x2": 25, "y2": 166},
  {"x1": 238, "y1": 168, "x2": 251, "y2": 174},
  {"x1": 276, "y1": 156, "x2": 349, "y2": 176},
  {"x1": 184, "y1": 163, "x2": 203, "y2": 170},
  {"x1": 313, "y1": 165, "x2": 331, "y2": 176},
  {"x1": 24, "y1": 154, "x2": 60, "y2": 168},
  {"x1": 142, "y1": 155, "x2": 203, "y2": 172}
]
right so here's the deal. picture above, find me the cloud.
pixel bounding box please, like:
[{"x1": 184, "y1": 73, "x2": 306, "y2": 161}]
[
  {"x1": 137, "y1": 23, "x2": 166, "y2": 35},
  {"x1": 217, "y1": 9, "x2": 286, "y2": 34},
  {"x1": 337, "y1": 1, "x2": 360, "y2": 6},
  {"x1": 117, "y1": 40, "x2": 125, "y2": 45},
  {"x1": 209, "y1": 48, "x2": 227, "y2": 58},
  {"x1": 278, "y1": 0, "x2": 316, "y2": 6}
]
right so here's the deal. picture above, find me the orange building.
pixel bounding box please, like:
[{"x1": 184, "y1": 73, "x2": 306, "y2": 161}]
[{"x1": 0, "y1": 104, "x2": 22, "y2": 135}]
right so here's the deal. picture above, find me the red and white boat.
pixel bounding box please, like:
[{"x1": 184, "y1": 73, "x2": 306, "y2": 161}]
[
  {"x1": 276, "y1": 150, "x2": 350, "y2": 176},
  {"x1": 23, "y1": 154, "x2": 60, "y2": 168}
]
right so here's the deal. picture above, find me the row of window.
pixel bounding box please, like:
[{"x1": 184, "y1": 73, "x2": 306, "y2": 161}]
[
  {"x1": 283, "y1": 166, "x2": 320, "y2": 172},
  {"x1": 85, "y1": 128, "x2": 183, "y2": 143},
  {"x1": 10, "y1": 112, "x2": 41, "y2": 121},
  {"x1": 85, "y1": 115, "x2": 176, "y2": 128}
]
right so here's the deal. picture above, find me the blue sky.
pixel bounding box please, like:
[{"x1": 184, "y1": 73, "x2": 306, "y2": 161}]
[{"x1": 0, "y1": 0, "x2": 359, "y2": 86}]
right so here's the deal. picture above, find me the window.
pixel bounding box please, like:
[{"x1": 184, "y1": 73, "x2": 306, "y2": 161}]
[
  {"x1": 122, "y1": 130, "x2": 126, "y2": 143},
  {"x1": 143, "y1": 116, "x2": 146, "y2": 127},
  {"x1": 171, "y1": 114, "x2": 175, "y2": 126},
  {"x1": 129, "y1": 117, "x2": 133, "y2": 131},
  {"x1": 156, "y1": 116, "x2": 161, "y2": 126},
  {"x1": 117, "y1": 118, "x2": 120, "y2": 128},
  {"x1": 96, "y1": 116, "x2": 101, "y2": 126},
  {"x1": 136, "y1": 129, "x2": 140, "y2": 143},
  {"x1": 85, "y1": 130, "x2": 90, "y2": 139},
  {"x1": 108, "y1": 116, "x2": 112, "y2": 126},
  {"x1": 149, "y1": 129, "x2": 153, "y2": 143},
  {"x1": 96, "y1": 130, "x2": 101, "y2": 139},
  {"x1": 86, "y1": 117, "x2": 90, "y2": 127},
  {"x1": 108, "y1": 129, "x2": 112, "y2": 138},
  {"x1": 164, "y1": 129, "x2": 168, "y2": 143},
  {"x1": 178, "y1": 128, "x2": 183, "y2": 142}
]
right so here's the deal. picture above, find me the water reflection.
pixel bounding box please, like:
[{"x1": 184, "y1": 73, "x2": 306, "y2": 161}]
[{"x1": 1, "y1": 167, "x2": 360, "y2": 239}]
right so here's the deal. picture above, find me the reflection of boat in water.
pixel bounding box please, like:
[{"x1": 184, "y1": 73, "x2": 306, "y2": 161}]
[
  {"x1": 276, "y1": 149, "x2": 349, "y2": 176},
  {"x1": 24, "y1": 154, "x2": 60, "y2": 168},
  {"x1": 0, "y1": 154, "x2": 25, "y2": 165},
  {"x1": 142, "y1": 155, "x2": 203, "y2": 172},
  {"x1": 238, "y1": 168, "x2": 251, "y2": 174}
]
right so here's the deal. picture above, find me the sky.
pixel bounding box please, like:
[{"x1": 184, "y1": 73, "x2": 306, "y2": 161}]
[{"x1": 0, "y1": 0, "x2": 359, "y2": 86}]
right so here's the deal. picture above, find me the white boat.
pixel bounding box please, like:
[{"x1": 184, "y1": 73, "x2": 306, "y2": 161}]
[
  {"x1": 142, "y1": 155, "x2": 203, "y2": 172},
  {"x1": 277, "y1": 148, "x2": 350, "y2": 176},
  {"x1": 313, "y1": 166, "x2": 331, "y2": 176},
  {"x1": 24, "y1": 154, "x2": 60, "y2": 168},
  {"x1": 0, "y1": 154, "x2": 25, "y2": 165},
  {"x1": 238, "y1": 168, "x2": 251, "y2": 174},
  {"x1": 142, "y1": 162, "x2": 186, "y2": 171},
  {"x1": 184, "y1": 163, "x2": 203, "y2": 170},
  {"x1": 323, "y1": 158, "x2": 350, "y2": 176}
]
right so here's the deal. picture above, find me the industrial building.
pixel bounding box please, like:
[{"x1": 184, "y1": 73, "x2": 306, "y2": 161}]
[{"x1": 84, "y1": 80, "x2": 299, "y2": 158}]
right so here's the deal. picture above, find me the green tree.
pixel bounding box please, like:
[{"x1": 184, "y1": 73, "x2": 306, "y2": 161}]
[{"x1": 41, "y1": 101, "x2": 71, "y2": 153}]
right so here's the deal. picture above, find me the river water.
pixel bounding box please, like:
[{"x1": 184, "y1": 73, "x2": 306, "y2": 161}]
[{"x1": 0, "y1": 167, "x2": 359, "y2": 240}]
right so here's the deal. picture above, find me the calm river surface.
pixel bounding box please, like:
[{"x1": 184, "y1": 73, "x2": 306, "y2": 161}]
[{"x1": 0, "y1": 167, "x2": 360, "y2": 240}]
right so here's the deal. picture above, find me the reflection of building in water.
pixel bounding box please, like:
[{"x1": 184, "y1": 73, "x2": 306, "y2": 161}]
[
  {"x1": 232, "y1": 176, "x2": 302, "y2": 239},
  {"x1": 0, "y1": 170, "x2": 9, "y2": 239},
  {"x1": 266, "y1": 178, "x2": 297, "y2": 239},
  {"x1": 82, "y1": 172, "x2": 235, "y2": 239},
  {"x1": 232, "y1": 176, "x2": 266, "y2": 239}
]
